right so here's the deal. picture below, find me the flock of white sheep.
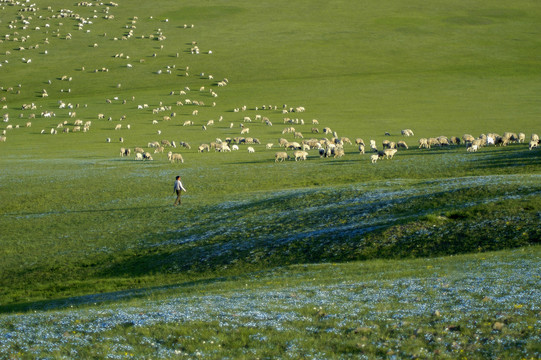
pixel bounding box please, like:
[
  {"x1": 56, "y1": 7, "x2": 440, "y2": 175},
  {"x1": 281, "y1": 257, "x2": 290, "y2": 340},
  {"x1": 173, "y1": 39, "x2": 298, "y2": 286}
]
[{"x1": 1, "y1": 0, "x2": 539, "y2": 167}]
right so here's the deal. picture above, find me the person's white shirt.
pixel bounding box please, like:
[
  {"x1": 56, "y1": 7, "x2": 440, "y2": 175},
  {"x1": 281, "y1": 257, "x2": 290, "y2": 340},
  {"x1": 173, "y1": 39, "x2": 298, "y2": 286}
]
[{"x1": 174, "y1": 179, "x2": 186, "y2": 192}]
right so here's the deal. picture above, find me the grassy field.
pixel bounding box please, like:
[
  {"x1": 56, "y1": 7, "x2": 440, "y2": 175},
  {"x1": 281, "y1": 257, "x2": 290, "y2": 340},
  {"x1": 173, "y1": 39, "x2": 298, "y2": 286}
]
[{"x1": 0, "y1": 0, "x2": 540, "y2": 358}]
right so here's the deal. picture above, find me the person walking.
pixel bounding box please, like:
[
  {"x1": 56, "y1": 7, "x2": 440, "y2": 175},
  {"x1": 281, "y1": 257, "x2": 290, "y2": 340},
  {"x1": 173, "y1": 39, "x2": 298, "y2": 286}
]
[{"x1": 173, "y1": 175, "x2": 187, "y2": 206}]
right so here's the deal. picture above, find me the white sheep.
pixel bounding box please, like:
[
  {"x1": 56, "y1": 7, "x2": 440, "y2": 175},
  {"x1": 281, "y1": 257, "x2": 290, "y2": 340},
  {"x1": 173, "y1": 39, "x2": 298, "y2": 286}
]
[
  {"x1": 467, "y1": 144, "x2": 479, "y2": 152},
  {"x1": 275, "y1": 152, "x2": 289, "y2": 162},
  {"x1": 294, "y1": 150, "x2": 308, "y2": 161},
  {"x1": 370, "y1": 154, "x2": 378, "y2": 163},
  {"x1": 370, "y1": 139, "x2": 378, "y2": 152},
  {"x1": 198, "y1": 144, "x2": 210, "y2": 152},
  {"x1": 401, "y1": 129, "x2": 414, "y2": 136},
  {"x1": 334, "y1": 149, "x2": 345, "y2": 158},
  {"x1": 247, "y1": 146, "x2": 255, "y2": 153},
  {"x1": 232, "y1": 144, "x2": 239, "y2": 151},
  {"x1": 529, "y1": 140, "x2": 538, "y2": 150},
  {"x1": 167, "y1": 151, "x2": 184, "y2": 163},
  {"x1": 396, "y1": 140, "x2": 408, "y2": 149},
  {"x1": 383, "y1": 148, "x2": 397, "y2": 159}
]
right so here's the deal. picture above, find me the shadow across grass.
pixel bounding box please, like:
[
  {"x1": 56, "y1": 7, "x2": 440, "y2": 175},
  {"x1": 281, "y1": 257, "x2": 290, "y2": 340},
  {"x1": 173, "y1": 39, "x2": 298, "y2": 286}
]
[
  {"x1": 2, "y1": 205, "x2": 167, "y2": 218},
  {"x1": 0, "y1": 276, "x2": 231, "y2": 314}
]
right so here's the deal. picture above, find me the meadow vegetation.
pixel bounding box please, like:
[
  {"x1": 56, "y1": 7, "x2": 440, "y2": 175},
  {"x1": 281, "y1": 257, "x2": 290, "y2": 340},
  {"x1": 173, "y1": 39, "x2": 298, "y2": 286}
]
[{"x1": 0, "y1": 0, "x2": 540, "y2": 358}]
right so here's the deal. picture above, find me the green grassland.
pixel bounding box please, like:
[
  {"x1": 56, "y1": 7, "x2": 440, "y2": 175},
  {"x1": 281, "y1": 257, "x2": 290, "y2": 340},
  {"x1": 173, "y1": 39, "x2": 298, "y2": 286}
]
[{"x1": 0, "y1": 0, "x2": 540, "y2": 358}]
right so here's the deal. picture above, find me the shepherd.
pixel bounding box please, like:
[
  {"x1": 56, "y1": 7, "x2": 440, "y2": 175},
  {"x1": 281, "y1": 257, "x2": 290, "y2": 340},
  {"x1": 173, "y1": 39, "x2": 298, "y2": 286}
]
[{"x1": 173, "y1": 175, "x2": 187, "y2": 206}]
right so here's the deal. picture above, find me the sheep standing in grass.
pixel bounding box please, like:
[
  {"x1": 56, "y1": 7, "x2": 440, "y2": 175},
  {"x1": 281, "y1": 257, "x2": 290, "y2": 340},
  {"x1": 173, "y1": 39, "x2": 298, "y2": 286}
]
[
  {"x1": 294, "y1": 150, "x2": 308, "y2": 161},
  {"x1": 383, "y1": 148, "x2": 397, "y2": 159},
  {"x1": 334, "y1": 148, "x2": 345, "y2": 158},
  {"x1": 418, "y1": 138, "x2": 429, "y2": 149},
  {"x1": 370, "y1": 154, "x2": 378, "y2": 163},
  {"x1": 369, "y1": 140, "x2": 377, "y2": 152},
  {"x1": 462, "y1": 134, "x2": 475, "y2": 144},
  {"x1": 247, "y1": 146, "x2": 255, "y2": 153},
  {"x1": 275, "y1": 152, "x2": 289, "y2": 162},
  {"x1": 401, "y1": 129, "x2": 414, "y2": 137},
  {"x1": 167, "y1": 151, "x2": 184, "y2": 163},
  {"x1": 467, "y1": 144, "x2": 479, "y2": 152},
  {"x1": 198, "y1": 144, "x2": 210, "y2": 152},
  {"x1": 397, "y1": 140, "x2": 408, "y2": 149},
  {"x1": 358, "y1": 144, "x2": 365, "y2": 154},
  {"x1": 529, "y1": 141, "x2": 538, "y2": 150}
]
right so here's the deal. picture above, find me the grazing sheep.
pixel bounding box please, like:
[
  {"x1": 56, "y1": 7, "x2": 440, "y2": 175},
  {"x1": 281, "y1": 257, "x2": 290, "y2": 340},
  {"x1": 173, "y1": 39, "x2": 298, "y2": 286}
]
[
  {"x1": 418, "y1": 138, "x2": 429, "y2": 149},
  {"x1": 503, "y1": 132, "x2": 519, "y2": 143},
  {"x1": 427, "y1": 138, "x2": 440, "y2": 147},
  {"x1": 241, "y1": 128, "x2": 250, "y2": 135},
  {"x1": 369, "y1": 140, "x2": 378, "y2": 152},
  {"x1": 370, "y1": 154, "x2": 378, "y2": 163},
  {"x1": 396, "y1": 140, "x2": 408, "y2": 149},
  {"x1": 341, "y1": 137, "x2": 352, "y2": 145},
  {"x1": 471, "y1": 138, "x2": 483, "y2": 148},
  {"x1": 355, "y1": 138, "x2": 365, "y2": 146},
  {"x1": 183, "y1": 120, "x2": 193, "y2": 126},
  {"x1": 167, "y1": 151, "x2": 184, "y2": 163},
  {"x1": 0, "y1": 136, "x2": 6, "y2": 142},
  {"x1": 231, "y1": 144, "x2": 239, "y2": 151},
  {"x1": 143, "y1": 152, "x2": 154, "y2": 160},
  {"x1": 449, "y1": 136, "x2": 461, "y2": 145},
  {"x1": 382, "y1": 139, "x2": 391, "y2": 149},
  {"x1": 529, "y1": 140, "x2": 538, "y2": 150},
  {"x1": 266, "y1": 143, "x2": 273, "y2": 149},
  {"x1": 286, "y1": 142, "x2": 302, "y2": 150},
  {"x1": 135, "y1": 152, "x2": 143, "y2": 160},
  {"x1": 274, "y1": 152, "x2": 289, "y2": 162},
  {"x1": 198, "y1": 144, "x2": 210, "y2": 152},
  {"x1": 114, "y1": 124, "x2": 121, "y2": 130},
  {"x1": 518, "y1": 133, "x2": 526, "y2": 143},
  {"x1": 334, "y1": 148, "x2": 345, "y2": 158},
  {"x1": 154, "y1": 146, "x2": 165, "y2": 153},
  {"x1": 462, "y1": 134, "x2": 475, "y2": 144},
  {"x1": 467, "y1": 144, "x2": 479, "y2": 152},
  {"x1": 247, "y1": 146, "x2": 255, "y2": 153},
  {"x1": 383, "y1": 148, "x2": 397, "y2": 159},
  {"x1": 531, "y1": 133, "x2": 539, "y2": 143},
  {"x1": 401, "y1": 129, "x2": 414, "y2": 137},
  {"x1": 293, "y1": 150, "x2": 308, "y2": 161},
  {"x1": 358, "y1": 144, "x2": 365, "y2": 154}
]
